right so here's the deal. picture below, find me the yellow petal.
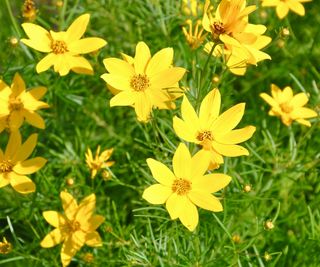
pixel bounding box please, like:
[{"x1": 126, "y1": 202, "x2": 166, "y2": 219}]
[
  {"x1": 109, "y1": 91, "x2": 136, "y2": 107},
  {"x1": 29, "y1": 86, "x2": 47, "y2": 100},
  {"x1": 172, "y1": 116, "x2": 197, "y2": 143},
  {"x1": 101, "y1": 74, "x2": 131, "y2": 91},
  {"x1": 43, "y1": 211, "x2": 67, "y2": 228},
  {"x1": 68, "y1": 37, "x2": 107, "y2": 54},
  {"x1": 190, "y1": 149, "x2": 211, "y2": 178},
  {"x1": 76, "y1": 194, "x2": 96, "y2": 222},
  {"x1": 296, "y1": 118, "x2": 311, "y2": 127},
  {"x1": 142, "y1": 184, "x2": 172, "y2": 204},
  {"x1": 85, "y1": 231, "x2": 103, "y2": 247},
  {"x1": 8, "y1": 111, "x2": 24, "y2": 131},
  {"x1": 276, "y1": 2, "x2": 289, "y2": 19},
  {"x1": 66, "y1": 14, "x2": 90, "y2": 42},
  {"x1": 211, "y1": 103, "x2": 245, "y2": 134},
  {"x1": 0, "y1": 173, "x2": 10, "y2": 188},
  {"x1": 9, "y1": 172, "x2": 35, "y2": 194},
  {"x1": 181, "y1": 96, "x2": 200, "y2": 127},
  {"x1": 291, "y1": 107, "x2": 317, "y2": 119},
  {"x1": 60, "y1": 236, "x2": 78, "y2": 267},
  {"x1": 146, "y1": 47, "x2": 173, "y2": 77},
  {"x1": 202, "y1": 1, "x2": 212, "y2": 32},
  {"x1": 280, "y1": 86, "x2": 293, "y2": 102},
  {"x1": 262, "y1": 0, "x2": 279, "y2": 7},
  {"x1": 289, "y1": 92, "x2": 308, "y2": 108},
  {"x1": 103, "y1": 58, "x2": 135, "y2": 77},
  {"x1": 199, "y1": 89, "x2": 221, "y2": 127},
  {"x1": 60, "y1": 191, "x2": 78, "y2": 221},
  {"x1": 192, "y1": 173, "x2": 231, "y2": 193},
  {"x1": 21, "y1": 23, "x2": 51, "y2": 52},
  {"x1": 69, "y1": 56, "x2": 94, "y2": 75},
  {"x1": 53, "y1": 54, "x2": 72, "y2": 76},
  {"x1": 260, "y1": 92, "x2": 278, "y2": 107},
  {"x1": 287, "y1": 0, "x2": 305, "y2": 15},
  {"x1": 11, "y1": 73, "x2": 25, "y2": 97},
  {"x1": 83, "y1": 215, "x2": 105, "y2": 231},
  {"x1": 215, "y1": 126, "x2": 256, "y2": 145},
  {"x1": 146, "y1": 158, "x2": 175, "y2": 186},
  {"x1": 5, "y1": 131, "x2": 21, "y2": 159},
  {"x1": 72, "y1": 231, "x2": 86, "y2": 249},
  {"x1": 134, "y1": 93, "x2": 152, "y2": 122},
  {"x1": 40, "y1": 229, "x2": 64, "y2": 248},
  {"x1": 13, "y1": 133, "x2": 37, "y2": 162},
  {"x1": 188, "y1": 191, "x2": 223, "y2": 212},
  {"x1": 134, "y1": 42, "x2": 151, "y2": 74},
  {"x1": 178, "y1": 197, "x2": 198, "y2": 231},
  {"x1": 166, "y1": 193, "x2": 181, "y2": 219},
  {"x1": 172, "y1": 143, "x2": 192, "y2": 178},
  {"x1": 150, "y1": 67, "x2": 186, "y2": 89},
  {"x1": 13, "y1": 157, "x2": 47, "y2": 175},
  {"x1": 212, "y1": 142, "x2": 249, "y2": 157},
  {"x1": 36, "y1": 53, "x2": 56, "y2": 73},
  {"x1": 24, "y1": 110, "x2": 45, "y2": 129}
]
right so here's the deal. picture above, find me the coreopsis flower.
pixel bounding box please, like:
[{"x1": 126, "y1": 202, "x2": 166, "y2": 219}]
[
  {"x1": 85, "y1": 146, "x2": 114, "y2": 179},
  {"x1": 142, "y1": 143, "x2": 231, "y2": 231},
  {"x1": 0, "y1": 131, "x2": 47, "y2": 194},
  {"x1": 0, "y1": 237, "x2": 12, "y2": 254},
  {"x1": 182, "y1": 19, "x2": 207, "y2": 50},
  {"x1": 41, "y1": 192, "x2": 104, "y2": 267},
  {"x1": 260, "y1": 84, "x2": 318, "y2": 126},
  {"x1": 22, "y1": 0, "x2": 37, "y2": 21},
  {"x1": 262, "y1": 0, "x2": 312, "y2": 19},
  {"x1": 0, "y1": 73, "x2": 49, "y2": 133},
  {"x1": 101, "y1": 42, "x2": 186, "y2": 122},
  {"x1": 173, "y1": 89, "x2": 256, "y2": 169},
  {"x1": 21, "y1": 14, "x2": 107, "y2": 76}
]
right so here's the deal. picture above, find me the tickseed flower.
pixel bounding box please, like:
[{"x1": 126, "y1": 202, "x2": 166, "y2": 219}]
[
  {"x1": 0, "y1": 131, "x2": 47, "y2": 194},
  {"x1": 21, "y1": 14, "x2": 107, "y2": 76},
  {"x1": 0, "y1": 73, "x2": 49, "y2": 133},
  {"x1": 142, "y1": 143, "x2": 231, "y2": 231},
  {"x1": 40, "y1": 192, "x2": 104, "y2": 267},
  {"x1": 261, "y1": 0, "x2": 312, "y2": 19},
  {"x1": 260, "y1": 84, "x2": 318, "y2": 127},
  {"x1": 182, "y1": 19, "x2": 207, "y2": 50},
  {"x1": 0, "y1": 237, "x2": 12, "y2": 254},
  {"x1": 101, "y1": 42, "x2": 186, "y2": 122},
  {"x1": 85, "y1": 146, "x2": 114, "y2": 179},
  {"x1": 173, "y1": 89, "x2": 256, "y2": 169},
  {"x1": 22, "y1": 0, "x2": 37, "y2": 21}
]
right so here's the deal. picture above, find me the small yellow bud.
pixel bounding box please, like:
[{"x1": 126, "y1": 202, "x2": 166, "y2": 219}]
[
  {"x1": 9, "y1": 37, "x2": 19, "y2": 47},
  {"x1": 66, "y1": 178, "x2": 74, "y2": 186},
  {"x1": 56, "y1": 0, "x2": 63, "y2": 7},
  {"x1": 277, "y1": 39, "x2": 285, "y2": 48},
  {"x1": 260, "y1": 10, "x2": 268, "y2": 19},
  {"x1": 264, "y1": 220, "x2": 275, "y2": 230},
  {"x1": 282, "y1": 28, "x2": 290, "y2": 37},
  {"x1": 232, "y1": 234, "x2": 241, "y2": 244},
  {"x1": 243, "y1": 184, "x2": 252, "y2": 193},
  {"x1": 212, "y1": 75, "x2": 220, "y2": 83},
  {"x1": 263, "y1": 252, "x2": 272, "y2": 261},
  {"x1": 82, "y1": 252, "x2": 94, "y2": 263},
  {"x1": 0, "y1": 237, "x2": 12, "y2": 254},
  {"x1": 102, "y1": 170, "x2": 112, "y2": 181}
]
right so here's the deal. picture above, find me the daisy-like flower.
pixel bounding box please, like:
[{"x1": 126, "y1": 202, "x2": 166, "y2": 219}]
[
  {"x1": 21, "y1": 14, "x2": 107, "y2": 76},
  {"x1": 101, "y1": 42, "x2": 186, "y2": 122},
  {"x1": 142, "y1": 143, "x2": 231, "y2": 231},
  {"x1": 0, "y1": 131, "x2": 47, "y2": 194},
  {"x1": 173, "y1": 89, "x2": 256, "y2": 169},
  {"x1": 41, "y1": 192, "x2": 104, "y2": 267},
  {"x1": 182, "y1": 19, "x2": 207, "y2": 50},
  {"x1": 0, "y1": 237, "x2": 12, "y2": 254},
  {"x1": 260, "y1": 84, "x2": 318, "y2": 126},
  {"x1": 85, "y1": 146, "x2": 114, "y2": 179},
  {"x1": 262, "y1": 0, "x2": 312, "y2": 19},
  {"x1": 0, "y1": 73, "x2": 49, "y2": 133},
  {"x1": 22, "y1": 0, "x2": 37, "y2": 21}
]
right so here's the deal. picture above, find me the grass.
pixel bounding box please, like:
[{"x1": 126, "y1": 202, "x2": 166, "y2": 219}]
[{"x1": 0, "y1": 0, "x2": 320, "y2": 266}]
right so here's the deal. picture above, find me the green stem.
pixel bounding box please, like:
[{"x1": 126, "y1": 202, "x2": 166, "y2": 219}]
[
  {"x1": 59, "y1": 0, "x2": 68, "y2": 30},
  {"x1": 5, "y1": 0, "x2": 21, "y2": 37}
]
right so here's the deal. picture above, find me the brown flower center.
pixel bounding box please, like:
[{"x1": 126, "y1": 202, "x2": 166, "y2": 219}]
[
  {"x1": 196, "y1": 130, "x2": 214, "y2": 142},
  {"x1": 172, "y1": 178, "x2": 192, "y2": 195},
  {"x1": 51, "y1": 40, "x2": 68, "y2": 54},
  {"x1": 0, "y1": 160, "x2": 13, "y2": 173},
  {"x1": 9, "y1": 98, "x2": 23, "y2": 111},
  {"x1": 280, "y1": 103, "x2": 293, "y2": 113},
  {"x1": 130, "y1": 74, "x2": 150, "y2": 91},
  {"x1": 65, "y1": 220, "x2": 81, "y2": 232},
  {"x1": 211, "y1": 21, "x2": 226, "y2": 39}
]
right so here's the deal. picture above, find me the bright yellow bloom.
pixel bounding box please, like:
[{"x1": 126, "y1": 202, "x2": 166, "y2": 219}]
[
  {"x1": 0, "y1": 73, "x2": 49, "y2": 133},
  {"x1": 41, "y1": 192, "x2": 104, "y2": 267},
  {"x1": 173, "y1": 89, "x2": 256, "y2": 169},
  {"x1": 0, "y1": 131, "x2": 47, "y2": 194},
  {"x1": 260, "y1": 84, "x2": 318, "y2": 126},
  {"x1": 262, "y1": 0, "x2": 311, "y2": 19},
  {"x1": 142, "y1": 143, "x2": 231, "y2": 231},
  {"x1": 85, "y1": 146, "x2": 114, "y2": 179},
  {"x1": 182, "y1": 19, "x2": 207, "y2": 50},
  {"x1": 101, "y1": 42, "x2": 186, "y2": 122},
  {"x1": 21, "y1": 14, "x2": 107, "y2": 76},
  {"x1": 0, "y1": 237, "x2": 12, "y2": 254}
]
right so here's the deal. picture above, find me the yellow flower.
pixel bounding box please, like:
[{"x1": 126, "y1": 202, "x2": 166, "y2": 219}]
[
  {"x1": 260, "y1": 84, "x2": 318, "y2": 126},
  {"x1": 182, "y1": 19, "x2": 207, "y2": 50},
  {"x1": 101, "y1": 42, "x2": 186, "y2": 122},
  {"x1": 22, "y1": 0, "x2": 37, "y2": 21},
  {"x1": 182, "y1": 0, "x2": 203, "y2": 17},
  {"x1": 142, "y1": 143, "x2": 231, "y2": 231},
  {"x1": 0, "y1": 237, "x2": 12, "y2": 254},
  {"x1": 40, "y1": 191, "x2": 104, "y2": 267},
  {"x1": 0, "y1": 73, "x2": 49, "y2": 133},
  {"x1": 262, "y1": 0, "x2": 312, "y2": 19},
  {"x1": 85, "y1": 146, "x2": 114, "y2": 179},
  {"x1": 21, "y1": 14, "x2": 107, "y2": 76},
  {"x1": 173, "y1": 89, "x2": 256, "y2": 169},
  {"x1": 0, "y1": 131, "x2": 47, "y2": 194}
]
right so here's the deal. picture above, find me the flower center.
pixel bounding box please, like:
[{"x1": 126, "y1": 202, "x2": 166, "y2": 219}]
[
  {"x1": 0, "y1": 160, "x2": 13, "y2": 173},
  {"x1": 9, "y1": 98, "x2": 23, "y2": 111},
  {"x1": 211, "y1": 21, "x2": 225, "y2": 39},
  {"x1": 196, "y1": 130, "x2": 214, "y2": 142},
  {"x1": 51, "y1": 40, "x2": 68, "y2": 54},
  {"x1": 91, "y1": 160, "x2": 102, "y2": 170},
  {"x1": 279, "y1": 103, "x2": 293, "y2": 113},
  {"x1": 65, "y1": 220, "x2": 81, "y2": 232},
  {"x1": 172, "y1": 178, "x2": 192, "y2": 196},
  {"x1": 130, "y1": 74, "x2": 150, "y2": 91}
]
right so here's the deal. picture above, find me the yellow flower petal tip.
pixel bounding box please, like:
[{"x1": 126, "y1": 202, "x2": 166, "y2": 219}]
[
  {"x1": 101, "y1": 41, "x2": 186, "y2": 122},
  {"x1": 40, "y1": 191, "x2": 105, "y2": 266},
  {"x1": 260, "y1": 84, "x2": 318, "y2": 127},
  {"x1": 143, "y1": 142, "x2": 231, "y2": 231},
  {"x1": 21, "y1": 14, "x2": 107, "y2": 76},
  {"x1": 261, "y1": 0, "x2": 310, "y2": 19}
]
